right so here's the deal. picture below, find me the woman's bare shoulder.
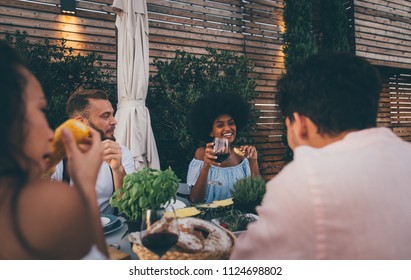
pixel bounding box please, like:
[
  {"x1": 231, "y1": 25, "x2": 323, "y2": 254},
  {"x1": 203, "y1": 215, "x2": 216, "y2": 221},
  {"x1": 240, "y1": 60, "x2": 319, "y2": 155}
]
[
  {"x1": 194, "y1": 147, "x2": 205, "y2": 160},
  {"x1": 18, "y1": 180, "x2": 94, "y2": 259}
]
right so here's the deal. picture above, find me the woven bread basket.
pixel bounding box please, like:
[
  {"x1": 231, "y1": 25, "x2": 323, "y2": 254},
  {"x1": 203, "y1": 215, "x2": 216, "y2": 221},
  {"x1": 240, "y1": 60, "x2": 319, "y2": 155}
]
[{"x1": 131, "y1": 221, "x2": 236, "y2": 260}]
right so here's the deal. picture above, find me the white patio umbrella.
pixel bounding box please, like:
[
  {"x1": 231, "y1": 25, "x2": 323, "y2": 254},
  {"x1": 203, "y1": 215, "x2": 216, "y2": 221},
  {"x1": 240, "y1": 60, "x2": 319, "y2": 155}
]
[{"x1": 112, "y1": 0, "x2": 160, "y2": 170}]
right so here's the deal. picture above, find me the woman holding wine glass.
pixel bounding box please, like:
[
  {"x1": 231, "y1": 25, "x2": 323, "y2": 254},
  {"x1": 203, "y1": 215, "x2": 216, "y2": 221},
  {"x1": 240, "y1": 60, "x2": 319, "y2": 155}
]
[{"x1": 187, "y1": 93, "x2": 261, "y2": 204}]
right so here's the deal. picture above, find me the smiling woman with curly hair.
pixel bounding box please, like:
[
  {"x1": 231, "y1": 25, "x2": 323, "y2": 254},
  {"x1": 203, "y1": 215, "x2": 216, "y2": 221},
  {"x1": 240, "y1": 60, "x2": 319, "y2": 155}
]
[{"x1": 186, "y1": 92, "x2": 260, "y2": 204}]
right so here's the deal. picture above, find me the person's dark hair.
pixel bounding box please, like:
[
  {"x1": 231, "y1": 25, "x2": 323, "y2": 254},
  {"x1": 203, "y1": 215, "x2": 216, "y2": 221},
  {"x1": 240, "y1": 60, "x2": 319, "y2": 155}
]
[
  {"x1": 0, "y1": 41, "x2": 46, "y2": 257},
  {"x1": 66, "y1": 89, "x2": 109, "y2": 118},
  {"x1": 0, "y1": 41, "x2": 28, "y2": 177},
  {"x1": 188, "y1": 92, "x2": 250, "y2": 142},
  {"x1": 277, "y1": 52, "x2": 382, "y2": 135}
]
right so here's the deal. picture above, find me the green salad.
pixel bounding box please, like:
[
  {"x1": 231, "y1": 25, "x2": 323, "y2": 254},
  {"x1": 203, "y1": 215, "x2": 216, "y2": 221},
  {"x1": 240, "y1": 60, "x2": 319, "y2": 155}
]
[{"x1": 218, "y1": 209, "x2": 257, "y2": 232}]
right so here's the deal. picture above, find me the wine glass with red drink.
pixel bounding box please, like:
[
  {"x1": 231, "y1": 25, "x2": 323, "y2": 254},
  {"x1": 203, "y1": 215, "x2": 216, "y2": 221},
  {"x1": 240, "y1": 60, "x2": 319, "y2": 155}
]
[
  {"x1": 140, "y1": 207, "x2": 179, "y2": 258},
  {"x1": 209, "y1": 137, "x2": 230, "y2": 186}
]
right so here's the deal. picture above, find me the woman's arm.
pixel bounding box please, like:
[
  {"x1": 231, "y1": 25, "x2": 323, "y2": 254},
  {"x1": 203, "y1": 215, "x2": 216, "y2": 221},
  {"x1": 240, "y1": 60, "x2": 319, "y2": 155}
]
[
  {"x1": 60, "y1": 127, "x2": 108, "y2": 257},
  {"x1": 189, "y1": 143, "x2": 217, "y2": 203}
]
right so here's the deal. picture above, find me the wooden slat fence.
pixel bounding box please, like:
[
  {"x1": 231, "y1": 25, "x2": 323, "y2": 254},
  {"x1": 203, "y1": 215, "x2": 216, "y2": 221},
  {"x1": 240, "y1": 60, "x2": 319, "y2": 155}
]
[
  {"x1": 353, "y1": 0, "x2": 411, "y2": 69},
  {"x1": 1, "y1": 0, "x2": 411, "y2": 180},
  {"x1": 378, "y1": 68, "x2": 411, "y2": 142}
]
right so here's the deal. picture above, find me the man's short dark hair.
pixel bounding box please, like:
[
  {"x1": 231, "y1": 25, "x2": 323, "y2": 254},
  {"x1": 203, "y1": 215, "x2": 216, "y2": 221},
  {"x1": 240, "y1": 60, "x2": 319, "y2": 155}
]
[
  {"x1": 66, "y1": 89, "x2": 109, "y2": 118},
  {"x1": 277, "y1": 52, "x2": 382, "y2": 135}
]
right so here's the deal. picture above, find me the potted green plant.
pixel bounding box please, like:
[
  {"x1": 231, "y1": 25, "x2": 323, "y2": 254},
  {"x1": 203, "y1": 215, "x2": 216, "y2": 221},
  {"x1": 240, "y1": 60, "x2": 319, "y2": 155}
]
[
  {"x1": 109, "y1": 167, "x2": 180, "y2": 231},
  {"x1": 230, "y1": 176, "x2": 266, "y2": 214}
]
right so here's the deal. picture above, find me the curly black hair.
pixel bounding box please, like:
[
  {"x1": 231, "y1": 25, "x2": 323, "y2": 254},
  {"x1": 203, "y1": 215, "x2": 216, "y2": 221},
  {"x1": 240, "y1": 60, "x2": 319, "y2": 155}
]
[
  {"x1": 277, "y1": 52, "x2": 381, "y2": 135},
  {"x1": 188, "y1": 92, "x2": 250, "y2": 142}
]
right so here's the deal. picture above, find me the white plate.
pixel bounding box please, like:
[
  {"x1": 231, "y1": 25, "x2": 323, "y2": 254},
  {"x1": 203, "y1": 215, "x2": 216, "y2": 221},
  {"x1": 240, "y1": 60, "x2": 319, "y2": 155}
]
[
  {"x1": 100, "y1": 214, "x2": 118, "y2": 229},
  {"x1": 104, "y1": 220, "x2": 123, "y2": 235},
  {"x1": 101, "y1": 217, "x2": 110, "y2": 226},
  {"x1": 162, "y1": 199, "x2": 186, "y2": 211}
]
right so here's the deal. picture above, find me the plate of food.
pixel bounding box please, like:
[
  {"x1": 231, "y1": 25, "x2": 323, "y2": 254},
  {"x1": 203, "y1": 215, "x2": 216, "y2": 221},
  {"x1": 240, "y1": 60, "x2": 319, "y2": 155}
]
[
  {"x1": 212, "y1": 198, "x2": 233, "y2": 207},
  {"x1": 212, "y1": 209, "x2": 258, "y2": 236}
]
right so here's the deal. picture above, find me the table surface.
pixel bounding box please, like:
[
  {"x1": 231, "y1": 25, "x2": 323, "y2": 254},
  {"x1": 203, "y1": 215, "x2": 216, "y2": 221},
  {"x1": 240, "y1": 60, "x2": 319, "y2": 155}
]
[{"x1": 105, "y1": 217, "x2": 138, "y2": 260}]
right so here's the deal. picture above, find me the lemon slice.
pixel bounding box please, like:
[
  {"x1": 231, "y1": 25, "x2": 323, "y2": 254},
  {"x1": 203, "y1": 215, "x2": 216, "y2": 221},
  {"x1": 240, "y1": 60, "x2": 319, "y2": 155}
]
[{"x1": 234, "y1": 147, "x2": 245, "y2": 156}]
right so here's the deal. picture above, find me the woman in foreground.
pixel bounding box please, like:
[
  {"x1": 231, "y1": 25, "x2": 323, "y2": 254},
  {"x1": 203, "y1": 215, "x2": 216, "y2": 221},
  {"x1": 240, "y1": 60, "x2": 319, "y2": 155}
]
[{"x1": 0, "y1": 41, "x2": 108, "y2": 259}]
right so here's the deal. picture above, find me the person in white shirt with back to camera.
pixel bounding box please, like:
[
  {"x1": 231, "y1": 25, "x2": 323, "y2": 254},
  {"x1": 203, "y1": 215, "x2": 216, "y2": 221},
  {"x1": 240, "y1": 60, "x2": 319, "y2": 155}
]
[{"x1": 231, "y1": 52, "x2": 411, "y2": 260}]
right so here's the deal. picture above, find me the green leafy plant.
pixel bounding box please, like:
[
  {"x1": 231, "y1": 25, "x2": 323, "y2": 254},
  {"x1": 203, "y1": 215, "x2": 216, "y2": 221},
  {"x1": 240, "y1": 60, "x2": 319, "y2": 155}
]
[
  {"x1": 319, "y1": 0, "x2": 350, "y2": 52},
  {"x1": 110, "y1": 167, "x2": 180, "y2": 221},
  {"x1": 148, "y1": 48, "x2": 258, "y2": 179},
  {"x1": 4, "y1": 31, "x2": 116, "y2": 129},
  {"x1": 282, "y1": 0, "x2": 318, "y2": 163},
  {"x1": 230, "y1": 176, "x2": 266, "y2": 213}
]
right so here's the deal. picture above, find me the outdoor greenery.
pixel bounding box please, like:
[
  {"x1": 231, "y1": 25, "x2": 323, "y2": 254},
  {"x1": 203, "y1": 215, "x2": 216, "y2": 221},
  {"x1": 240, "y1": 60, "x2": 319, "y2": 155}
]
[
  {"x1": 283, "y1": 0, "x2": 318, "y2": 70},
  {"x1": 148, "y1": 48, "x2": 258, "y2": 180},
  {"x1": 110, "y1": 167, "x2": 180, "y2": 221},
  {"x1": 4, "y1": 31, "x2": 116, "y2": 129},
  {"x1": 319, "y1": 0, "x2": 350, "y2": 52},
  {"x1": 282, "y1": 0, "x2": 318, "y2": 162},
  {"x1": 231, "y1": 176, "x2": 266, "y2": 207},
  {"x1": 281, "y1": 0, "x2": 351, "y2": 162}
]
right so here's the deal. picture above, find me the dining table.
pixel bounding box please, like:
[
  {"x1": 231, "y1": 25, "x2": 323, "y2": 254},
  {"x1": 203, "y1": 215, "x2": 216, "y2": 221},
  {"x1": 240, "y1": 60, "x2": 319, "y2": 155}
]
[
  {"x1": 103, "y1": 193, "x2": 242, "y2": 260},
  {"x1": 104, "y1": 193, "x2": 191, "y2": 260},
  {"x1": 105, "y1": 216, "x2": 138, "y2": 260}
]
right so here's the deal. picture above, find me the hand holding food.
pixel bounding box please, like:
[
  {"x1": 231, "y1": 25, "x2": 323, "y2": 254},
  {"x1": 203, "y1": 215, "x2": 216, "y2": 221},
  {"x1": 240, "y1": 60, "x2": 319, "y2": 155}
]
[
  {"x1": 234, "y1": 145, "x2": 258, "y2": 160},
  {"x1": 233, "y1": 147, "x2": 245, "y2": 157},
  {"x1": 47, "y1": 119, "x2": 90, "y2": 169}
]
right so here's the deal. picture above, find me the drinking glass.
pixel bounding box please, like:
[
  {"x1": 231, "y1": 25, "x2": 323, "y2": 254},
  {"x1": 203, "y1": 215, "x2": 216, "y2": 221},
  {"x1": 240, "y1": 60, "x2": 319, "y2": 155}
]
[
  {"x1": 208, "y1": 137, "x2": 230, "y2": 186},
  {"x1": 140, "y1": 207, "x2": 179, "y2": 258}
]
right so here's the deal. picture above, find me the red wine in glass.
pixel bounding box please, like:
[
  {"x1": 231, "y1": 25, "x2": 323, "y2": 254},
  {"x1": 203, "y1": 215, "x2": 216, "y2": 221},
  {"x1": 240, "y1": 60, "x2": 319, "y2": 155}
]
[
  {"x1": 215, "y1": 153, "x2": 230, "y2": 163},
  {"x1": 141, "y1": 232, "x2": 179, "y2": 256},
  {"x1": 209, "y1": 138, "x2": 230, "y2": 185},
  {"x1": 140, "y1": 208, "x2": 179, "y2": 258}
]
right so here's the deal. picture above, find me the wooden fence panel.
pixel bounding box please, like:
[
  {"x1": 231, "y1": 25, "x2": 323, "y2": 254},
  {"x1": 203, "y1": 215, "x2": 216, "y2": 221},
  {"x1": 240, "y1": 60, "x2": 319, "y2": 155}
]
[
  {"x1": 1, "y1": 0, "x2": 410, "y2": 180},
  {"x1": 353, "y1": 0, "x2": 411, "y2": 69}
]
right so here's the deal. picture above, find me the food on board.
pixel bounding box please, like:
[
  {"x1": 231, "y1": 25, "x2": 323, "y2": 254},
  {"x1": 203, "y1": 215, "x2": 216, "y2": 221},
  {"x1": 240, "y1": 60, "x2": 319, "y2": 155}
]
[
  {"x1": 164, "y1": 207, "x2": 201, "y2": 218},
  {"x1": 178, "y1": 217, "x2": 233, "y2": 253}
]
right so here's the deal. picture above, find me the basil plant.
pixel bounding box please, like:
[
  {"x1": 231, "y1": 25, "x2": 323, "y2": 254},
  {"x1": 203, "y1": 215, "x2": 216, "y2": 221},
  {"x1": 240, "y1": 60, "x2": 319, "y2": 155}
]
[{"x1": 110, "y1": 167, "x2": 180, "y2": 221}]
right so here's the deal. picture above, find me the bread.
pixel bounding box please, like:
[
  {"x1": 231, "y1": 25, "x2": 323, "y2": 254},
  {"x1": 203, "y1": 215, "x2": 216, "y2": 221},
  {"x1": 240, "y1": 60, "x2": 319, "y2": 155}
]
[
  {"x1": 233, "y1": 147, "x2": 245, "y2": 157},
  {"x1": 47, "y1": 119, "x2": 90, "y2": 168},
  {"x1": 177, "y1": 217, "x2": 233, "y2": 253}
]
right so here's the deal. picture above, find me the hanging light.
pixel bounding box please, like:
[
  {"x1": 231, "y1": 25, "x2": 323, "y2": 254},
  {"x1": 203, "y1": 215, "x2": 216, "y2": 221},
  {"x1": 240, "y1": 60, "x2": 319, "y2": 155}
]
[{"x1": 60, "y1": 0, "x2": 76, "y2": 15}]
